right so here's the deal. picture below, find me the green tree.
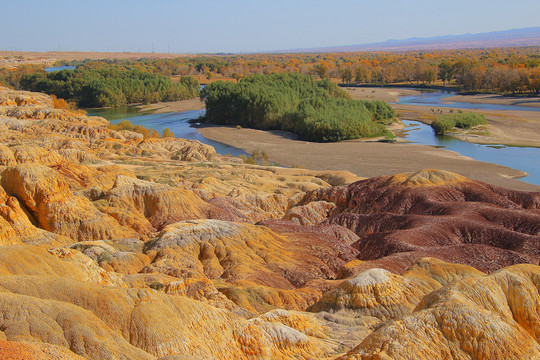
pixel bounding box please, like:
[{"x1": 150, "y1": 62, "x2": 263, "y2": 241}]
[
  {"x1": 438, "y1": 61, "x2": 454, "y2": 87},
  {"x1": 339, "y1": 66, "x2": 353, "y2": 85},
  {"x1": 314, "y1": 63, "x2": 328, "y2": 79}
]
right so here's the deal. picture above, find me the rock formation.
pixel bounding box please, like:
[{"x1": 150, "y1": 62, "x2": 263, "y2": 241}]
[
  {"x1": 0, "y1": 87, "x2": 539, "y2": 359},
  {"x1": 295, "y1": 169, "x2": 540, "y2": 273}
]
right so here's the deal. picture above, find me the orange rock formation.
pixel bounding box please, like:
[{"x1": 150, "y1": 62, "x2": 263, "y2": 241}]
[{"x1": 0, "y1": 87, "x2": 539, "y2": 359}]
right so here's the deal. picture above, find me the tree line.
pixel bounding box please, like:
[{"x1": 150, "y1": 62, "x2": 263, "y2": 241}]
[
  {"x1": 1, "y1": 65, "x2": 199, "y2": 107},
  {"x1": 51, "y1": 47, "x2": 539, "y2": 95}
]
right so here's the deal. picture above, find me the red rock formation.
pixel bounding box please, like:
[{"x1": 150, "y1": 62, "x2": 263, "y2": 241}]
[{"x1": 296, "y1": 169, "x2": 540, "y2": 273}]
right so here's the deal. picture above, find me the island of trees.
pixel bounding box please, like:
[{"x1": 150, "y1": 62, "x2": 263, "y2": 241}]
[{"x1": 200, "y1": 73, "x2": 395, "y2": 142}]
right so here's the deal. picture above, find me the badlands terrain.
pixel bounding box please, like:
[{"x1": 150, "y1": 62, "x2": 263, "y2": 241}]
[{"x1": 0, "y1": 86, "x2": 539, "y2": 359}]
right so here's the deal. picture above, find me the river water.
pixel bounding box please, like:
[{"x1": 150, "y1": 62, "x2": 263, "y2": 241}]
[
  {"x1": 88, "y1": 89, "x2": 540, "y2": 186},
  {"x1": 87, "y1": 107, "x2": 248, "y2": 157},
  {"x1": 44, "y1": 65, "x2": 76, "y2": 72},
  {"x1": 397, "y1": 89, "x2": 540, "y2": 112},
  {"x1": 394, "y1": 89, "x2": 540, "y2": 186},
  {"x1": 399, "y1": 120, "x2": 540, "y2": 186}
]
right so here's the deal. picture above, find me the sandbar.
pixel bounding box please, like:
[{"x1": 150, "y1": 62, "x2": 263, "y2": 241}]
[{"x1": 198, "y1": 125, "x2": 540, "y2": 192}]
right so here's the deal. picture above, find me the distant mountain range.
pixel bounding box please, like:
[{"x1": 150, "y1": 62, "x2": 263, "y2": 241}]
[{"x1": 282, "y1": 27, "x2": 540, "y2": 53}]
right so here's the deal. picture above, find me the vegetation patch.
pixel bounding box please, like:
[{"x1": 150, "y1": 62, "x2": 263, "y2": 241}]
[
  {"x1": 108, "y1": 120, "x2": 174, "y2": 139},
  {"x1": 12, "y1": 65, "x2": 199, "y2": 107},
  {"x1": 431, "y1": 112, "x2": 487, "y2": 134},
  {"x1": 200, "y1": 73, "x2": 395, "y2": 142}
]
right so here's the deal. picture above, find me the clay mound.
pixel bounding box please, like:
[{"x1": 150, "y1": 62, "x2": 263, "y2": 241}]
[
  {"x1": 0, "y1": 340, "x2": 85, "y2": 360},
  {"x1": 338, "y1": 264, "x2": 540, "y2": 360},
  {"x1": 386, "y1": 169, "x2": 469, "y2": 187},
  {"x1": 137, "y1": 137, "x2": 219, "y2": 161},
  {"x1": 296, "y1": 169, "x2": 540, "y2": 273},
  {"x1": 311, "y1": 258, "x2": 484, "y2": 322},
  {"x1": 0, "y1": 185, "x2": 68, "y2": 246},
  {"x1": 97, "y1": 175, "x2": 225, "y2": 234},
  {"x1": 145, "y1": 219, "x2": 353, "y2": 289},
  {"x1": 0, "y1": 274, "x2": 333, "y2": 360},
  {"x1": 1, "y1": 163, "x2": 137, "y2": 241},
  {"x1": 310, "y1": 268, "x2": 426, "y2": 320}
]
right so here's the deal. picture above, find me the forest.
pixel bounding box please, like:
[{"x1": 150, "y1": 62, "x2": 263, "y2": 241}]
[
  {"x1": 1, "y1": 46, "x2": 539, "y2": 108},
  {"x1": 200, "y1": 73, "x2": 395, "y2": 142},
  {"x1": 34, "y1": 46, "x2": 539, "y2": 95},
  {"x1": 0, "y1": 65, "x2": 199, "y2": 107}
]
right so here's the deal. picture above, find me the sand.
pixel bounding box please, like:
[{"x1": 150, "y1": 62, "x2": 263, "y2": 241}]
[
  {"x1": 444, "y1": 94, "x2": 540, "y2": 108},
  {"x1": 198, "y1": 125, "x2": 539, "y2": 192},
  {"x1": 195, "y1": 86, "x2": 540, "y2": 191},
  {"x1": 390, "y1": 104, "x2": 540, "y2": 148},
  {"x1": 346, "y1": 87, "x2": 540, "y2": 148},
  {"x1": 136, "y1": 98, "x2": 205, "y2": 114},
  {"x1": 345, "y1": 87, "x2": 419, "y2": 103}
]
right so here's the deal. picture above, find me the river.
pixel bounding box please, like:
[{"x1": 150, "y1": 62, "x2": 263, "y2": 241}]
[
  {"x1": 394, "y1": 89, "x2": 540, "y2": 186},
  {"x1": 88, "y1": 89, "x2": 540, "y2": 186},
  {"x1": 396, "y1": 89, "x2": 540, "y2": 112},
  {"x1": 44, "y1": 65, "x2": 76, "y2": 72},
  {"x1": 399, "y1": 120, "x2": 540, "y2": 186},
  {"x1": 87, "y1": 107, "x2": 248, "y2": 157}
]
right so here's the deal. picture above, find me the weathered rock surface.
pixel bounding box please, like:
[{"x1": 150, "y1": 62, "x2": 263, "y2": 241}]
[
  {"x1": 2, "y1": 88, "x2": 540, "y2": 359},
  {"x1": 0, "y1": 340, "x2": 86, "y2": 360},
  {"x1": 337, "y1": 264, "x2": 540, "y2": 360},
  {"x1": 97, "y1": 175, "x2": 224, "y2": 235},
  {"x1": 296, "y1": 169, "x2": 540, "y2": 273},
  {"x1": 1, "y1": 163, "x2": 137, "y2": 241},
  {"x1": 145, "y1": 219, "x2": 353, "y2": 289}
]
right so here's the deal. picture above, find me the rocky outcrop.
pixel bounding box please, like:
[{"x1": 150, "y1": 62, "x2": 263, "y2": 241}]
[
  {"x1": 97, "y1": 175, "x2": 224, "y2": 235},
  {"x1": 295, "y1": 169, "x2": 540, "y2": 273},
  {"x1": 0, "y1": 184, "x2": 68, "y2": 246},
  {"x1": 1, "y1": 163, "x2": 137, "y2": 241},
  {"x1": 0, "y1": 273, "x2": 333, "y2": 360},
  {"x1": 0, "y1": 340, "x2": 86, "y2": 360},
  {"x1": 3, "y1": 88, "x2": 540, "y2": 359},
  {"x1": 145, "y1": 219, "x2": 352, "y2": 289},
  {"x1": 310, "y1": 268, "x2": 426, "y2": 319},
  {"x1": 337, "y1": 264, "x2": 540, "y2": 360},
  {"x1": 310, "y1": 258, "x2": 484, "y2": 321}
]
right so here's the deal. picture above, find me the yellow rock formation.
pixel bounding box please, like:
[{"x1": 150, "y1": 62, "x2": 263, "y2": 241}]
[
  {"x1": 1, "y1": 87, "x2": 538, "y2": 360},
  {"x1": 337, "y1": 264, "x2": 540, "y2": 360}
]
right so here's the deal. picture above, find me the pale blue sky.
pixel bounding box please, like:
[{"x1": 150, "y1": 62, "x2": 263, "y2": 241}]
[{"x1": 2, "y1": 0, "x2": 539, "y2": 53}]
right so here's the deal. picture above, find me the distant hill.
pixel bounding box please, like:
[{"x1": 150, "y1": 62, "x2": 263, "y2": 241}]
[{"x1": 283, "y1": 27, "x2": 540, "y2": 53}]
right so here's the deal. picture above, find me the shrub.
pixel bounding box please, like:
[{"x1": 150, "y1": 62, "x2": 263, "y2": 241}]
[
  {"x1": 200, "y1": 73, "x2": 395, "y2": 142},
  {"x1": 431, "y1": 112, "x2": 487, "y2": 134},
  {"x1": 431, "y1": 117, "x2": 456, "y2": 134},
  {"x1": 16, "y1": 66, "x2": 200, "y2": 107},
  {"x1": 107, "y1": 120, "x2": 173, "y2": 139},
  {"x1": 162, "y1": 128, "x2": 175, "y2": 138}
]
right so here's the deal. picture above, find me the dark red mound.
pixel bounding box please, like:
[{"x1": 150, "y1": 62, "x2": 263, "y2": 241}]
[{"x1": 299, "y1": 170, "x2": 540, "y2": 274}]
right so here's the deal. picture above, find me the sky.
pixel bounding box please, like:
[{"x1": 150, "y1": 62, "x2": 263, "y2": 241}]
[{"x1": 2, "y1": 0, "x2": 539, "y2": 53}]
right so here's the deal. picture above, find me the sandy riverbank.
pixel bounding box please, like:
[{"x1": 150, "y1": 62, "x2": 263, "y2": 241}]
[
  {"x1": 391, "y1": 104, "x2": 540, "y2": 148},
  {"x1": 444, "y1": 93, "x2": 540, "y2": 108},
  {"x1": 136, "y1": 98, "x2": 205, "y2": 114},
  {"x1": 345, "y1": 87, "x2": 421, "y2": 103},
  {"x1": 198, "y1": 125, "x2": 540, "y2": 192},
  {"x1": 345, "y1": 87, "x2": 540, "y2": 148}
]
